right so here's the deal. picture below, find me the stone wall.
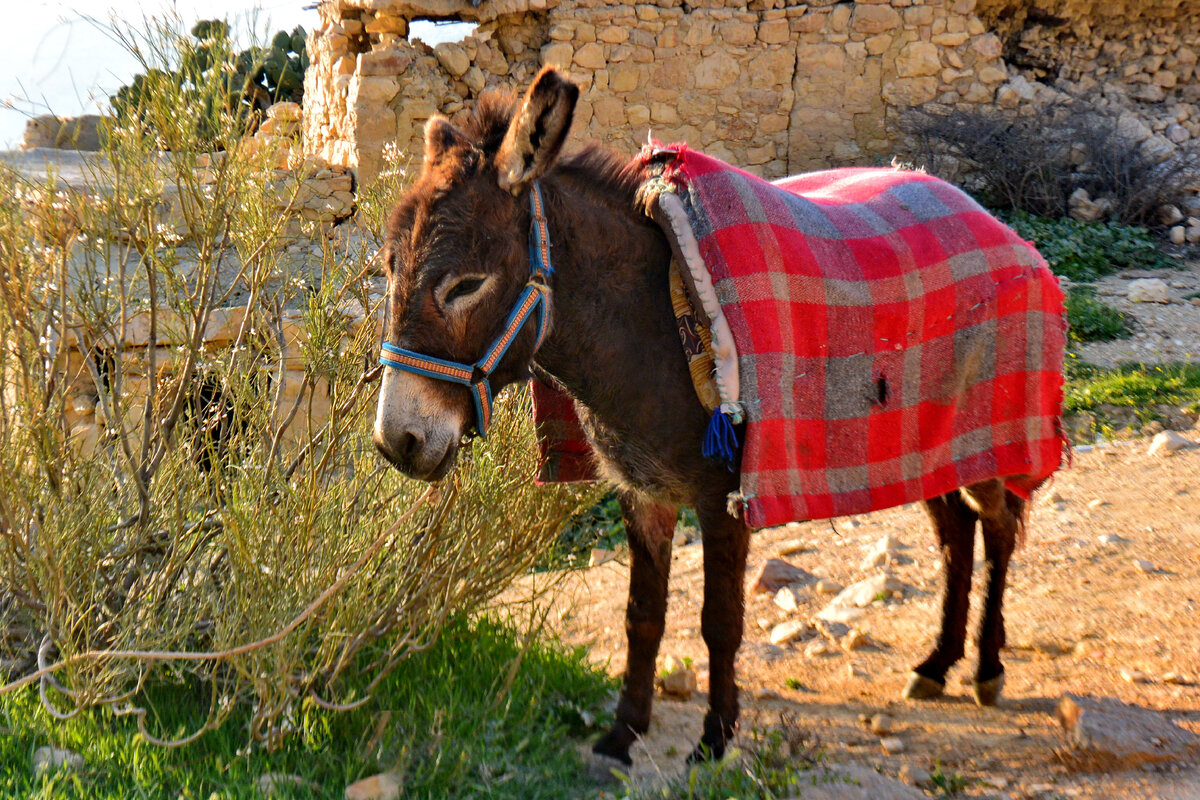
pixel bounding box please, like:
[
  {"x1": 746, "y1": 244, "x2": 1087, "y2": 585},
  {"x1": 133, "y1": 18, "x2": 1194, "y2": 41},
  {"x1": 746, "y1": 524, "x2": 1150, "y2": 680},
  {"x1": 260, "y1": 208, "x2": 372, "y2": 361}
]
[{"x1": 302, "y1": 0, "x2": 1200, "y2": 191}]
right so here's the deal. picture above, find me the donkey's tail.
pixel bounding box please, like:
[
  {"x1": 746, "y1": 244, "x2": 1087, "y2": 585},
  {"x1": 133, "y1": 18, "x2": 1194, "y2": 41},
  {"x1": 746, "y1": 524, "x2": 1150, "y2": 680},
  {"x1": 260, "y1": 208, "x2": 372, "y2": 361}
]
[{"x1": 1005, "y1": 489, "x2": 1029, "y2": 550}]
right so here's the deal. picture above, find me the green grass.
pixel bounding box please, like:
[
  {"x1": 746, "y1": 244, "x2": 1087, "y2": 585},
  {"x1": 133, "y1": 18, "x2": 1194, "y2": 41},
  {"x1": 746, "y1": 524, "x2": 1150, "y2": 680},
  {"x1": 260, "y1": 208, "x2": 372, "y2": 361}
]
[
  {"x1": 998, "y1": 211, "x2": 1176, "y2": 281},
  {"x1": 0, "y1": 617, "x2": 616, "y2": 800},
  {"x1": 930, "y1": 762, "x2": 972, "y2": 795},
  {"x1": 1064, "y1": 288, "x2": 1131, "y2": 343},
  {"x1": 1064, "y1": 361, "x2": 1200, "y2": 415}
]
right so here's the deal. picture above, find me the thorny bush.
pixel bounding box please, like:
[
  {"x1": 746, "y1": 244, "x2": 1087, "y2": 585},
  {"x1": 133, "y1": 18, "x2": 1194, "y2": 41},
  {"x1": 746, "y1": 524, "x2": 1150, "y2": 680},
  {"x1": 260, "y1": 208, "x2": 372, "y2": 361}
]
[
  {"x1": 0, "y1": 16, "x2": 596, "y2": 749},
  {"x1": 902, "y1": 100, "x2": 1200, "y2": 226}
]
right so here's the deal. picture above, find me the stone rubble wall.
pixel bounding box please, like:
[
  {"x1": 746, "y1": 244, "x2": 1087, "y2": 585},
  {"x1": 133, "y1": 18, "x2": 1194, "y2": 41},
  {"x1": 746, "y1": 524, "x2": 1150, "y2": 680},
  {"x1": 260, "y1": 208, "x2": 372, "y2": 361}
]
[{"x1": 301, "y1": 0, "x2": 1200, "y2": 188}]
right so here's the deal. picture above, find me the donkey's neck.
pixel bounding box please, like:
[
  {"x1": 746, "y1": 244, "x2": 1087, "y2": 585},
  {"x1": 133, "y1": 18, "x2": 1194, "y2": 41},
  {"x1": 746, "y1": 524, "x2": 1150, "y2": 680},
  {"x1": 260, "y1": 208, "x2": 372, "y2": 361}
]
[
  {"x1": 533, "y1": 169, "x2": 672, "y2": 402},
  {"x1": 531, "y1": 164, "x2": 714, "y2": 497}
]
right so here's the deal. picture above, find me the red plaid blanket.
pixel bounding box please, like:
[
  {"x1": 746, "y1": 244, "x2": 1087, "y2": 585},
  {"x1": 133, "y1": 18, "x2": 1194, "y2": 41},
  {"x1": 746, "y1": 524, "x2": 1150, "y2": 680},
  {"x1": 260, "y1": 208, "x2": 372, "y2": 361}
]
[{"x1": 537, "y1": 147, "x2": 1067, "y2": 530}]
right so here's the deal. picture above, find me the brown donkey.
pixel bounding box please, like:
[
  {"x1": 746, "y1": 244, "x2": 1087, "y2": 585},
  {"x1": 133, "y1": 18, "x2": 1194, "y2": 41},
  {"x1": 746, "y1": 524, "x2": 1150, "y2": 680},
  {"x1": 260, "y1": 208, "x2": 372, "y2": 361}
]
[{"x1": 374, "y1": 68, "x2": 1039, "y2": 765}]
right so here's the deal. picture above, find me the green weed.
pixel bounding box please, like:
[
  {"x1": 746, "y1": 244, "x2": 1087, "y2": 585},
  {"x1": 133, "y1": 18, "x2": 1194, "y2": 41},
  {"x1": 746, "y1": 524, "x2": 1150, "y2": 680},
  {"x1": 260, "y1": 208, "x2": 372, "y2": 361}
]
[
  {"x1": 999, "y1": 211, "x2": 1176, "y2": 281},
  {"x1": 1064, "y1": 288, "x2": 1131, "y2": 343},
  {"x1": 0, "y1": 617, "x2": 616, "y2": 800},
  {"x1": 1065, "y1": 361, "x2": 1200, "y2": 414}
]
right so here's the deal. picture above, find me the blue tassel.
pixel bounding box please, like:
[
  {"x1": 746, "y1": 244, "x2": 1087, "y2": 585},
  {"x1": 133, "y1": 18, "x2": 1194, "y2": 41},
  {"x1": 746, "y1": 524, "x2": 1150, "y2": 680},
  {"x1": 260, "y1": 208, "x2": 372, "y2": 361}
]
[{"x1": 702, "y1": 408, "x2": 739, "y2": 468}]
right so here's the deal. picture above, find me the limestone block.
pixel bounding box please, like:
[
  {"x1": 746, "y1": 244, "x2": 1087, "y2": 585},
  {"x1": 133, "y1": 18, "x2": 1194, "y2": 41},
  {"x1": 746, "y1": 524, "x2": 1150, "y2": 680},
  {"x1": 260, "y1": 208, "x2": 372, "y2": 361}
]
[
  {"x1": 353, "y1": 76, "x2": 401, "y2": 106},
  {"x1": 883, "y1": 77, "x2": 938, "y2": 105},
  {"x1": 267, "y1": 102, "x2": 302, "y2": 123},
  {"x1": 684, "y1": 18, "x2": 715, "y2": 47},
  {"x1": 609, "y1": 65, "x2": 640, "y2": 92},
  {"x1": 851, "y1": 4, "x2": 901, "y2": 35},
  {"x1": 573, "y1": 42, "x2": 606, "y2": 70},
  {"x1": 627, "y1": 104, "x2": 651, "y2": 128},
  {"x1": 978, "y1": 65, "x2": 1007, "y2": 84},
  {"x1": 895, "y1": 42, "x2": 940, "y2": 77},
  {"x1": 434, "y1": 43, "x2": 470, "y2": 78},
  {"x1": 592, "y1": 97, "x2": 626, "y2": 127},
  {"x1": 598, "y1": 26, "x2": 629, "y2": 44},
  {"x1": 971, "y1": 33, "x2": 1003, "y2": 59},
  {"x1": 463, "y1": 66, "x2": 487, "y2": 94},
  {"x1": 903, "y1": 6, "x2": 934, "y2": 26},
  {"x1": 722, "y1": 21, "x2": 757, "y2": 46},
  {"x1": 758, "y1": 18, "x2": 790, "y2": 44},
  {"x1": 865, "y1": 34, "x2": 892, "y2": 55},
  {"x1": 931, "y1": 31, "x2": 969, "y2": 47},
  {"x1": 695, "y1": 52, "x2": 740, "y2": 89},
  {"x1": 748, "y1": 55, "x2": 789, "y2": 89},
  {"x1": 541, "y1": 42, "x2": 574, "y2": 68},
  {"x1": 650, "y1": 102, "x2": 679, "y2": 124},
  {"x1": 364, "y1": 16, "x2": 406, "y2": 35}
]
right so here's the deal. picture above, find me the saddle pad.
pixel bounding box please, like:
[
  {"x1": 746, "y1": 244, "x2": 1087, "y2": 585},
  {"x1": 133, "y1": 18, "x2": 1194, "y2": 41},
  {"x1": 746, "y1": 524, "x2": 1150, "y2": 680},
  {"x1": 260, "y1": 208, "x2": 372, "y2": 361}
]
[{"x1": 638, "y1": 146, "x2": 1067, "y2": 528}]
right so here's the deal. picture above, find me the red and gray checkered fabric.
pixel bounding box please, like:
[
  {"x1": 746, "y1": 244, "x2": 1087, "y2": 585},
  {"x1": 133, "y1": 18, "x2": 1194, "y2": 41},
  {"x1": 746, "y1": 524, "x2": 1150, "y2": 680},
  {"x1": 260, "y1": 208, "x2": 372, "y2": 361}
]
[{"x1": 535, "y1": 147, "x2": 1067, "y2": 530}]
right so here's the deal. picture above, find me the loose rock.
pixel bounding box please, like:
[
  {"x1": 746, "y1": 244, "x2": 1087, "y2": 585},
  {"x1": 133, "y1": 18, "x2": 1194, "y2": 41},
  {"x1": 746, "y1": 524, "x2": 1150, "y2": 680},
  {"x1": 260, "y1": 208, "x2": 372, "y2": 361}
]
[
  {"x1": 344, "y1": 773, "x2": 402, "y2": 800},
  {"x1": 751, "y1": 557, "x2": 815, "y2": 594},
  {"x1": 588, "y1": 548, "x2": 616, "y2": 567},
  {"x1": 880, "y1": 736, "x2": 906, "y2": 754},
  {"x1": 1122, "y1": 668, "x2": 1152, "y2": 683},
  {"x1": 1127, "y1": 278, "x2": 1170, "y2": 304},
  {"x1": 769, "y1": 619, "x2": 810, "y2": 645},
  {"x1": 829, "y1": 573, "x2": 907, "y2": 609},
  {"x1": 1057, "y1": 693, "x2": 1199, "y2": 768},
  {"x1": 899, "y1": 763, "x2": 933, "y2": 787},
  {"x1": 658, "y1": 656, "x2": 698, "y2": 699},
  {"x1": 1149, "y1": 430, "x2": 1194, "y2": 455},
  {"x1": 1134, "y1": 559, "x2": 1157, "y2": 573},
  {"x1": 870, "y1": 713, "x2": 895, "y2": 735},
  {"x1": 32, "y1": 747, "x2": 83, "y2": 776},
  {"x1": 774, "y1": 584, "x2": 806, "y2": 612},
  {"x1": 787, "y1": 764, "x2": 926, "y2": 799}
]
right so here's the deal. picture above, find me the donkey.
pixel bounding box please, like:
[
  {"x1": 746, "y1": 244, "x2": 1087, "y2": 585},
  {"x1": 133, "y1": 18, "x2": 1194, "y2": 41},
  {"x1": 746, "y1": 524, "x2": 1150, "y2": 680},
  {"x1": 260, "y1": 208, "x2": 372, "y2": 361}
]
[{"x1": 374, "y1": 67, "x2": 1036, "y2": 766}]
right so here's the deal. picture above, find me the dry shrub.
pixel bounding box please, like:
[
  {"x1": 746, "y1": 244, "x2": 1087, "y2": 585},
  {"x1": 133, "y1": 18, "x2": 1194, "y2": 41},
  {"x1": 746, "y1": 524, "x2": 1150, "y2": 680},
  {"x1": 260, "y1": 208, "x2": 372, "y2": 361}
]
[
  {"x1": 901, "y1": 100, "x2": 1200, "y2": 225},
  {"x1": 0, "y1": 14, "x2": 597, "y2": 748}
]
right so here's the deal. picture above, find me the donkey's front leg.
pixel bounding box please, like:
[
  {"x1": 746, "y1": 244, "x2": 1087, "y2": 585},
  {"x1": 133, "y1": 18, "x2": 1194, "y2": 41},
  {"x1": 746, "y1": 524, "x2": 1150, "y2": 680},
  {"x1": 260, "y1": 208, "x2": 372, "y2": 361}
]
[
  {"x1": 593, "y1": 493, "x2": 678, "y2": 766},
  {"x1": 689, "y1": 493, "x2": 751, "y2": 763}
]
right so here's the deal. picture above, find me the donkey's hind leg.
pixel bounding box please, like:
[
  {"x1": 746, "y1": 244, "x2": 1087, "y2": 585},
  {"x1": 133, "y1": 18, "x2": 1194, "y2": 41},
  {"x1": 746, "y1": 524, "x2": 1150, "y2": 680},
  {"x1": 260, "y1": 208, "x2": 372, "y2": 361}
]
[
  {"x1": 593, "y1": 493, "x2": 678, "y2": 766},
  {"x1": 961, "y1": 479, "x2": 1023, "y2": 707},
  {"x1": 904, "y1": 490, "x2": 979, "y2": 701},
  {"x1": 688, "y1": 491, "x2": 751, "y2": 763}
]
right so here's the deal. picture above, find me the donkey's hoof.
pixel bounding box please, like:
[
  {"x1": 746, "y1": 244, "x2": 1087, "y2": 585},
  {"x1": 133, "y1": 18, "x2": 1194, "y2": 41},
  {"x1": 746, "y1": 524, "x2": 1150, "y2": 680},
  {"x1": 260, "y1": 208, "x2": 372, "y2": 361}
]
[
  {"x1": 686, "y1": 741, "x2": 725, "y2": 764},
  {"x1": 902, "y1": 672, "x2": 945, "y2": 701},
  {"x1": 591, "y1": 734, "x2": 633, "y2": 767},
  {"x1": 587, "y1": 752, "x2": 631, "y2": 784},
  {"x1": 972, "y1": 673, "x2": 1005, "y2": 707}
]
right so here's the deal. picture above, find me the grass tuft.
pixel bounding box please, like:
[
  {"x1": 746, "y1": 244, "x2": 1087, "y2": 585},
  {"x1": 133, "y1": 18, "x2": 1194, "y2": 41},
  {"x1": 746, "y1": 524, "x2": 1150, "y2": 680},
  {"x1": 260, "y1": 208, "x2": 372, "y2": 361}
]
[
  {"x1": 0, "y1": 616, "x2": 616, "y2": 799},
  {"x1": 1064, "y1": 287, "x2": 1131, "y2": 343}
]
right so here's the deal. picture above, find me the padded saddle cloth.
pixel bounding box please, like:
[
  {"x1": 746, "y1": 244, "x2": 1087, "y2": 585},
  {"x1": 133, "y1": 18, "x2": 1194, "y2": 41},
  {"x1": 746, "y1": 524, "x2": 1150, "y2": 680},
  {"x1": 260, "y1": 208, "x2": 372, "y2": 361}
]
[{"x1": 536, "y1": 146, "x2": 1068, "y2": 531}]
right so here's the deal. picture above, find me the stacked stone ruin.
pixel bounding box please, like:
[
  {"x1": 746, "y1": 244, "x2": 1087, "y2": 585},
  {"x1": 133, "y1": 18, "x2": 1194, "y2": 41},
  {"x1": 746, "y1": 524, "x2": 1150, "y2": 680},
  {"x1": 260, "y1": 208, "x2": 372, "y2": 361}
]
[{"x1": 301, "y1": 0, "x2": 1200, "y2": 194}]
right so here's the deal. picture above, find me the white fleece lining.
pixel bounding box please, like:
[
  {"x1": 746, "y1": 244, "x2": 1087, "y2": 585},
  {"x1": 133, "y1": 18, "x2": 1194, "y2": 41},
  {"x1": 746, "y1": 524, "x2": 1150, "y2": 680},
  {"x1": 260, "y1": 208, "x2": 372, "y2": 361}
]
[{"x1": 656, "y1": 191, "x2": 741, "y2": 412}]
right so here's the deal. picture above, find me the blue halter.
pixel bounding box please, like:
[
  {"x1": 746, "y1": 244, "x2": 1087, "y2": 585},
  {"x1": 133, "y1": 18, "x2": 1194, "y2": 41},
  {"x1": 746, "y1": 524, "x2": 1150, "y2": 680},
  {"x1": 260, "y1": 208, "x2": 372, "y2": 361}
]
[{"x1": 379, "y1": 183, "x2": 553, "y2": 438}]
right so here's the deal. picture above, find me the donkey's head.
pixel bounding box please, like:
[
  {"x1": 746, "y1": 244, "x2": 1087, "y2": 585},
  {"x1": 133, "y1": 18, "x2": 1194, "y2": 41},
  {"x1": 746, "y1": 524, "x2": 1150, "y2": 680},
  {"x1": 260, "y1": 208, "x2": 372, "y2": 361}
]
[{"x1": 374, "y1": 67, "x2": 579, "y2": 480}]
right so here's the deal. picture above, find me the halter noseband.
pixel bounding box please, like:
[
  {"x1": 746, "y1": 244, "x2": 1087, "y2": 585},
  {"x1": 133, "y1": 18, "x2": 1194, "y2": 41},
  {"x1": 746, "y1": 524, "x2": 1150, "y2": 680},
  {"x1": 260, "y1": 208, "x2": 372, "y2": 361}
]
[{"x1": 379, "y1": 182, "x2": 553, "y2": 438}]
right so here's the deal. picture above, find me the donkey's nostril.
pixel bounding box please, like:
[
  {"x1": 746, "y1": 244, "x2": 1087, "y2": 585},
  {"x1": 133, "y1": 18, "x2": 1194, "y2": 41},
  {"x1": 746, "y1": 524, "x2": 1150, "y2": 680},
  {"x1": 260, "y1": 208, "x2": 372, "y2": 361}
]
[{"x1": 398, "y1": 429, "x2": 424, "y2": 461}]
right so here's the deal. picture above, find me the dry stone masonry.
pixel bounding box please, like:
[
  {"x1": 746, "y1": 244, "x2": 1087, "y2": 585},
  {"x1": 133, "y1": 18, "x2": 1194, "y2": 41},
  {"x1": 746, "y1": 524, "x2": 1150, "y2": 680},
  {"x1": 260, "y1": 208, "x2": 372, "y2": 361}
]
[{"x1": 301, "y1": 0, "x2": 1200, "y2": 184}]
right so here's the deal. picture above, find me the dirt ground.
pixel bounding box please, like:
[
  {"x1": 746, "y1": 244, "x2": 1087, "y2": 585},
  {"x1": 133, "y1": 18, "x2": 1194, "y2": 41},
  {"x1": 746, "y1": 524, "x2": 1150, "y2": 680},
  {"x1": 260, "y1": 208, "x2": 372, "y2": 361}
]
[{"x1": 509, "y1": 439, "x2": 1200, "y2": 798}]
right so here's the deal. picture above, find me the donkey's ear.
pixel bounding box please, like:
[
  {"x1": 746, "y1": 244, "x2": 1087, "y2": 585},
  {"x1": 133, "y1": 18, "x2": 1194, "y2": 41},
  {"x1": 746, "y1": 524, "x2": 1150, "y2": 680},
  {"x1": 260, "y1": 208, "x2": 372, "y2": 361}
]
[
  {"x1": 496, "y1": 67, "x2": 579, "y2": 194},
  {"x1": 424, "y1": 116, "x2": 471, "y2": 168}
]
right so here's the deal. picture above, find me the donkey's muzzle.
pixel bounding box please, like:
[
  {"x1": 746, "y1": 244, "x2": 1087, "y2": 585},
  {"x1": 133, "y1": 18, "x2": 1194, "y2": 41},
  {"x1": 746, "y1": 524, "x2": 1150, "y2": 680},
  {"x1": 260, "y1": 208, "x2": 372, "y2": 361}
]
[{"x1": 373, "y1": 425, "x2": 457, "y2": 481}]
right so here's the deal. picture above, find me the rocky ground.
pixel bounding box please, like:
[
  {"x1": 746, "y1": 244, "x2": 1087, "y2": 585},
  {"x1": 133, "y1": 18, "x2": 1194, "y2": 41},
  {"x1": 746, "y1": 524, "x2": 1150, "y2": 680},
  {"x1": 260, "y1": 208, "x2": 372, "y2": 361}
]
[
  {"x1": 1075, "y1": 255, "x2": 1200, "y2": 367},
  {"x1": 509, "y1": 437, "x2": 1200, "y2": 798}
]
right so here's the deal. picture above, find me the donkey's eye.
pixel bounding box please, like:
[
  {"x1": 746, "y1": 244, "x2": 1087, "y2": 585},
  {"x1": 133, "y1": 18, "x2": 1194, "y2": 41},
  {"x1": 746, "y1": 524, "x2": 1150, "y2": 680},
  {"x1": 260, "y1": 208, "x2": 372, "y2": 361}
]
[{"x1": 441, "y1": 276, "x2": 487, "y2": 305}]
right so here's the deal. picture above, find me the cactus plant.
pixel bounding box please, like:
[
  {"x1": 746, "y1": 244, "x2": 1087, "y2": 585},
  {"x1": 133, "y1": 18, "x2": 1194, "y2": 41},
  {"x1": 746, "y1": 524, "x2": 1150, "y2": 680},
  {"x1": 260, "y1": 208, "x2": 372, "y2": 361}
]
[{"x1": 110, "y1": 19, "x2": 308, "y2": 148}]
